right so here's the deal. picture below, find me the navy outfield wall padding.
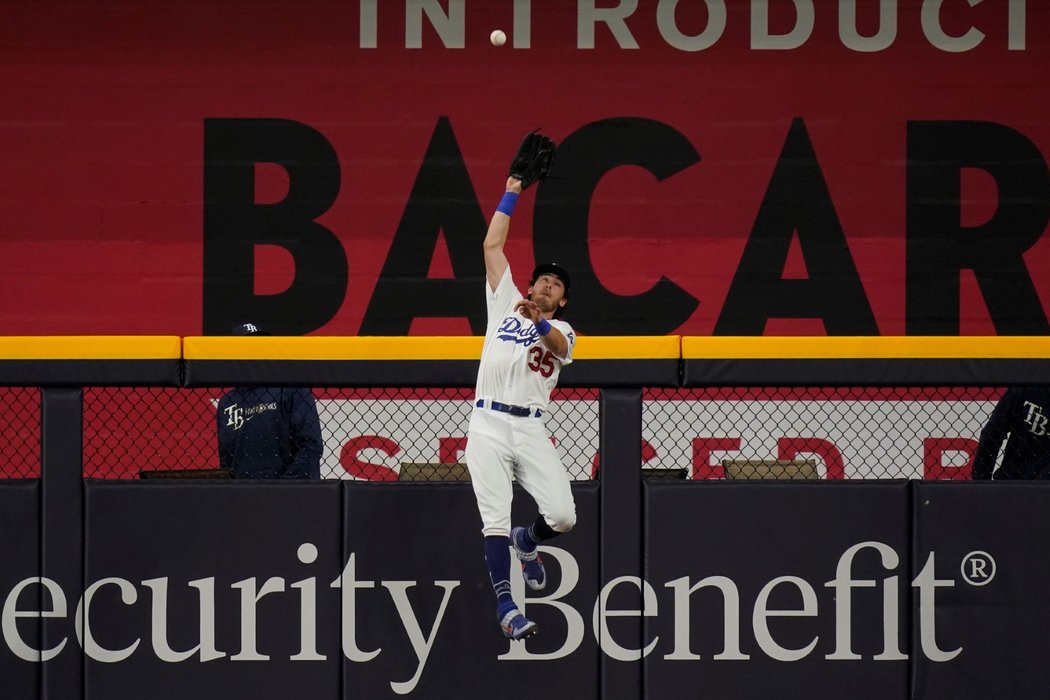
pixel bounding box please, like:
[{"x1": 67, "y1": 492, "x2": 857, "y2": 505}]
[
  {"x1": 82, "y1": 481, "x2": 342, "y2": 700},
  {"x1": 0, "y1": 481, "x2": 42, "y2": 699},
  {"x1": 0, "y1": 336, "x2": 182, "y2": 387},
  {"x1": 598, "y1": 388, "x2": 644, "y2": 700},
  {"x1": 179, "y1": 336, "x2": 681, "y2": 389},
  {"x1": 680, "y1": 338, "x2": 1050, "y2": 387},
  {"x1": 911, "y1": 482, "x2": 1050, "y2": 700},
  {"x1": 181, "y1": 359, "x2": 481, "y2": 388},
  {"x1": 643, "y1": 480, "x2": 911, "y2": 700},
  {"x1": 12, "y1": 475, "x2": 1050, "y2": 698},
  {"x1": 682, "y1": 358, "x2": 1050, "y2": 387},
  {"x1": 343, "y1": 482, "x2": 600, "y2": 700},
  {"x1": 0, "y1": 360, "x2": 182, "y2": 387},
  {"x1": 180, "y1": 359, "x2": 679, "y2": 389},
  {"x1": 65, "y1": 480, "x2": 599, "y2": 700},
  {"x1": 41, "y1": 388, "x2": 85, "y2": 700},
  {"x1": 558, "y1": 359, "x2": 679, "y2": 388}
]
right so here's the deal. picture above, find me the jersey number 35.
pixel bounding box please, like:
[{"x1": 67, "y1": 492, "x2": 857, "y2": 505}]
[{"x1": 527, "y1": 347, "x2": 556, "y2": 378}]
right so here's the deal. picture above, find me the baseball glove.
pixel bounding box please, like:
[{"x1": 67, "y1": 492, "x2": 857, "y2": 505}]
[{"x1": 508, "y1": 130, "x2": 556, "y2": 189}]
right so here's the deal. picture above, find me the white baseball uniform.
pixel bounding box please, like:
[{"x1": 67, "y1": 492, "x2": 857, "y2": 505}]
[{"x1": 466, "y1": 265, "x2": 577, "y2": 537}]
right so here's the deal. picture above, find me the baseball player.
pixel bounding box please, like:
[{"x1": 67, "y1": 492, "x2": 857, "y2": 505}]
[{"x1": 466, "y1": 135, "x2": 576, "y2": 642}]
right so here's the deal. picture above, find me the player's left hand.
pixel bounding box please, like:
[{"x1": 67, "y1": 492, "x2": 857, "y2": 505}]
[{"x1": 515, "y1": 299, "x2": 542, "y2": 323}]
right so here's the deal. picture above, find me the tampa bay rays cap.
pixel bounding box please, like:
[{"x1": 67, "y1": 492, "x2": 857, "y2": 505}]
[
  {"x1": 531, "y1": 263, "x2": 571, "y2": 294},
  {"x1": 230, "y1": 322, "x2": 269, "y2": 336}
]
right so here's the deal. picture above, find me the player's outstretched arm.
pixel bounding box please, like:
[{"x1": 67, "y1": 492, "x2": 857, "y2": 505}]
[
  {"x1": 514, "y1": 299, "x2": 568, "y2": 358},
  {"x1": 484, "y1": 177, "x2": 523, "y2": 291},
  {"x1": 537, "y1": 323, "x2": 568, "y2": 359}
]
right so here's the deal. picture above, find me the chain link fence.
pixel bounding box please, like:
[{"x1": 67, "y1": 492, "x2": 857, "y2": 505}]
[
  {"x1": 643, "y1": 387, "x2": 1004, "y2": 480},
  {"x1": 83, "y1": 387, "x2": 221, "y2": 479},
  {"x1": 81, "y1": 387, "x2": 601, "y2": 481},
  {"x1": 0, "y1": 387, "x2": 40, "y2": 478},
  {"x1": 2, "y1": 385, "x2": 1021, "y2": 481}
]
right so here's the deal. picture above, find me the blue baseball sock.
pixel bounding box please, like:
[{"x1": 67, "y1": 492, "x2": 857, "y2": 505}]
[
  {"x1": 484, "y1": 535, "x2": 515, "y2": 614},
  {"x1": 523, "y1": 515, "x2": 559, "y2": 550},
  {"x1": 517, "y1": 526, "x2": 539, "y2": 552}
]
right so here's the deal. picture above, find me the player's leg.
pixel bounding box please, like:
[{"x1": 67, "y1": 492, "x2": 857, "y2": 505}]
[
  {"x1": 514, "y1": 418, "x2": 577, "y2": 533},
  {"x1": 465, "y1": 411, "x2": 537, "y2": 639},
  {"x1": 510, "y1": 419, "x2": 577, "y2": 591},
  {"x1": 466, "y1": 414, "x2": 515, "y2": 536}
]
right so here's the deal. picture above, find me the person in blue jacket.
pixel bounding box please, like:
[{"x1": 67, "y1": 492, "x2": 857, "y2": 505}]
[
  {"x1": 216, "y1": 323, "x2": 323, "y2": 479},
  {"x1": 972, "y1": 386, "x2": 1050, "y2": 480}
]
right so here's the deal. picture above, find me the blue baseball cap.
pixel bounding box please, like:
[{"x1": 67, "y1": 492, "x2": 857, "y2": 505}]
[
  {"x1": 230, "y1": 322, "x2": 269, "y2": 336},
  {"x1": 531, "y1": 263, "x2": 570, "y2": 295}
]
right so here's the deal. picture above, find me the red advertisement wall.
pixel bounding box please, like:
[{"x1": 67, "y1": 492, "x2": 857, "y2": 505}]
[{"x1": 2, "y1": 1, "x2": 1048, "y2": 337}]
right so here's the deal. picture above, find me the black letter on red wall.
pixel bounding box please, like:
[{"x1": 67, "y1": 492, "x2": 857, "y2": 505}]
[
  {"x1": 533, "y1": 118, "x2": 701, "y2": 334},
  {"x1": 360, "y1": 117, "x2": 487, "y2": 334},
  {"x1": 906, "y1": 121, "x2": 1050, "y2": 335},
  {"x1": 203, "y1": 118, "x2": 347, "y2": 335},
  {"x1": 715, "y1": 118, "x2": 877, "y2": 335}
]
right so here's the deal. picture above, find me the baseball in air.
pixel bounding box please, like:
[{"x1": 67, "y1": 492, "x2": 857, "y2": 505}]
[{"x1": 490, "y1": 29, "x2": 507, "y2": 47}]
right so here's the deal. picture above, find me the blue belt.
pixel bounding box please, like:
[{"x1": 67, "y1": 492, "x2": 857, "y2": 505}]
[{"x1": 476, "y1": 399, "x2": 542, "y2": 418}]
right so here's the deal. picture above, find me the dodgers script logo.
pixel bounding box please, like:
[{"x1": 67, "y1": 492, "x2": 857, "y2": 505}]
[{"x1": 496, "y1": 316, "x2": 541, "y2": 347}]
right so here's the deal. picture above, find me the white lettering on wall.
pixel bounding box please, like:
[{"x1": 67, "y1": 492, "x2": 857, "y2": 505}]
[
  {"x1": 2, "y1": 577, "x2": 68, "y2": 662},
  {"x1": 0, "y1": 542, "x2": 977, "y2": 678},
  {"x1": 351, "y1": 0, "x2": 1026, "y2": 52}
]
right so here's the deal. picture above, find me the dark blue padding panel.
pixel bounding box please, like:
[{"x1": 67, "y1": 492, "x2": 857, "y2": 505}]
[
  {"x1": 912, "y1": 481, "x2": 1050, "y2": 700},
  {"x1": 342, "y1": 481, "x2": 600, "y2": 700},
  {"x1": 0, "y1": 480, "x2": 41, "y2": 699},
  {"x1": 82, "y1": 481, "x2": 342, "y2": 700},
  {"x1": 644, "y1": 480, "x2": 910, "y2": 700}
]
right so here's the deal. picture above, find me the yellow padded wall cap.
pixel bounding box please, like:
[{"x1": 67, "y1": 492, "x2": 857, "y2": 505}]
[
  {"x1": 681, "y1": 336, "x2": 1050, "y2": 360},
  {"x1": 182, "y1": 336, "x2": 682, "y2": 361},
  {"x1": 573, "y1": 336, "x2": 680, "y2": 360},
  {"x1": 0, "y1": 336, "x2": 182, "y2": 360},
  {"x1": 183, "y1": 336, "x2": 484, "y2": 361}
]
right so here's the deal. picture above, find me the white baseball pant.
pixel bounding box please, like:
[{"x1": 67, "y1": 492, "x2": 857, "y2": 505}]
[{"x1": 465, "y1": 407, "x2": 576, "y2": 537}]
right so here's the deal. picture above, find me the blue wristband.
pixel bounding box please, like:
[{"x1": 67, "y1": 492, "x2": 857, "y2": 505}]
[
  {"x1": 536, "y1": 319, "x2": 552, "y2": 336},
  {"x1": 496, "y1": 191, "x2": 519, "y2": 217}
]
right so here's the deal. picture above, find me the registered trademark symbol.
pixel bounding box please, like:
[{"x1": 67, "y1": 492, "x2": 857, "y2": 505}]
[{"x1": 960, "y1": 551, "x2": 996, "y2": 586}]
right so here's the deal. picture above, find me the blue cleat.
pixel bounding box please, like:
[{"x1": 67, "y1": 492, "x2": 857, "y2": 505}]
[
  {"x1": 500, "y1": 608, "x2": 539, "y2": 640},
  {"x1": 511, "y1": 526, "x2": 546, "y2": 591}
]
